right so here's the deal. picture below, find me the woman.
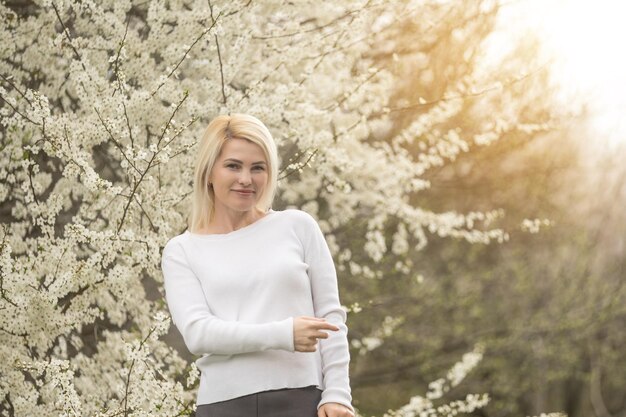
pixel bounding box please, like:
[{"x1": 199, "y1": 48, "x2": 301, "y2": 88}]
[{"x1": 161, "y1": 113, "x2": 354, "y2": 417}]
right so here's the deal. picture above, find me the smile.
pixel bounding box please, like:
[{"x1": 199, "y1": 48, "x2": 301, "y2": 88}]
[{"x1": 233, "y1": 190, "x2": 255, "y2": 196}]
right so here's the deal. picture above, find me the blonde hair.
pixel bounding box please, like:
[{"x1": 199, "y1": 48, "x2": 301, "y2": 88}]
[{"x1": 188, "y1": 113, "x2": 279, "y2": 233}]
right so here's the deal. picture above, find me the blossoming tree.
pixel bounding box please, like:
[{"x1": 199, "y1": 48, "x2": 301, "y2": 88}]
[{"x1": 0, "y1": 0, "x2": 565, "y2": 415}]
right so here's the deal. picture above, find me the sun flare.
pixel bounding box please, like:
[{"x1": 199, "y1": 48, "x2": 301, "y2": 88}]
[{"x1": 496, "y1": 0, "x2": 626, "y2": 145}]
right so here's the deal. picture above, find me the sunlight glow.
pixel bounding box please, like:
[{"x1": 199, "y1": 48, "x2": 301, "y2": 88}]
[{"x1": 495, "y1": 0, "x2": 626, "y2": 146}]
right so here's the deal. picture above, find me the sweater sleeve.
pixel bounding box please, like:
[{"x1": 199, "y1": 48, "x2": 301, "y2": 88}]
[
  {"x1": 161, "y1": 238, "x2": 295, "y2": 356},
  {"x1": 299, "y1": 212, "x2": 354, "y2": 412}
]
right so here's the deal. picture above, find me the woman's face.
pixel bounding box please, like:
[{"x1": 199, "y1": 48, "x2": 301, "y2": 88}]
[{"x1": 209, "y1": 138, "x2": 269, "y2": 216}]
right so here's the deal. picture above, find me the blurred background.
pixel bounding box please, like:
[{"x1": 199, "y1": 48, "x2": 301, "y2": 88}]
[
  {"x1": 2, "y1": 0, "x2": 623, "y2": 416},
  {"x1": 333, "y1": 1, "x2": 626, "y2": 415},
  {"x1": 158, "y1": 1, "x2": 626, "y2": 416}
]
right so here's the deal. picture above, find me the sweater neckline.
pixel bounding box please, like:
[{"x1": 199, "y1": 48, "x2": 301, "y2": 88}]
[{"x1": 186, "y1": 209, "x2": 276, "y2": 240}]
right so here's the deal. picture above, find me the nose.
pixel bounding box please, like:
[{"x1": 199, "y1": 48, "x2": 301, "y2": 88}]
[{"x1": 237, "y1": 170, "x2": 252, "y2": 186}]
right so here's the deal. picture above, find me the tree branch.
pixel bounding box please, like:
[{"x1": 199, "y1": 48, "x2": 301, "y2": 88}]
[
  {"x1": 117, "y1": 92, "x2": 189, "y2": 233},
  {"x1": 93, "y1": 107, "x2": 142, "y2": 176},
  {"x1": 278, "y1": 149, "x2": 318, "y2": 180},
  {"x1": 122, "y1": 325, "x2": 159, "y2": 416},
  {"x1": 0, "y1": 92, "x2": 40, "y2": 125},
  {"x1": 51, "y1": 2, "x2": 89, "y2": 94},
  {"x1": 252, "y1": 4, "x2": 379, "y2": 40},
  {"x1": 150, "y1": 14, "x2": 222, "y2": 97},
  {"x1": 381, "y1": 62, "x2": 551, "y2": 115},
  {"x1": 208, "y1": 0, "x2": 227, "y2": 104},
  {"x1": 112, "y1": 14, "x2": 131, "y2": 97}
]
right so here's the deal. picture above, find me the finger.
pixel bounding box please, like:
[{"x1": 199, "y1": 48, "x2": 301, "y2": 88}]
[
  {"x1": 302, "y1": 316, "x2": 326, "y2": 321},
  {"x1": 299, "y1": 342, "x2": 317, "y2": 351},
  {"x1": 301, "y1": 317, "x2": 340, "y2": 332},
  {"x1": 296, "y1": 344, "x2": 317, "y2": 352},
  {"x1": 306, "y1": 336, "x2": 320, "y2": 346},
  {"x1": 318, "y1": 405, "x2": 327, "y2": 417},
  {"x1": 312, "y1": 321, "x2": 340, "y2": 331}
]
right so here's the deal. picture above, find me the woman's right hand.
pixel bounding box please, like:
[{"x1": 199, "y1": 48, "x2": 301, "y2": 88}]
[{"x1": 293, "y1": 316, "x2": 339, "y2": 352}]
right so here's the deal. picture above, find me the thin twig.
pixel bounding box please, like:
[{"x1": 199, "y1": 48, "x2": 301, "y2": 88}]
[
  {"x1": 234, "y1": 61, "x2": 285, "y2": 107},
  {"x1": 150, "y1": 14, "x2": 222, "y2": 97},
  {"x1": 117, "y1": 92, "x2": 190, "y2": 233},
  {"x1": 208, "y1": 0, "x2": 227, "y2": 104},
  {"x1": 162, "y1": 115, "x2": 197, "y2": 148},
  {"x1": 223, "y1": 0, "x2": 252, "y2": 18},
  {"x1": 133, "y1": 194, "x2": 157, "y2": 232},
  {"x1": 0, "y1": 229, "x2": 19, "y2": 308},
  {"x1": 157, "y1": 92, "x2": 190, "y2": 147},
  {"x1": 0, "y1": 326, "x2": 28, "y2": 337},
  {"x1": 26, "y1": 155, "x2": 40, "y2": 205},
  {"x1": 51, "y1": 3, "x2": 83, "y2": 64},
  {"x1": 0, "y1": 73, "x2": 33, "y2": 107},
  {"x1": 51, "y1": 2, "x2": 90, "y2": 94},
  {"x1": 326, "y1": 67, "x2": 384, "y2": 111},
  {"x1": 278, "y1": 149, "x2": 318, "y2": 180},
  {"x1": 297, "y1": 1, "x2": 369, "y2": 88},
  {"x1": 122, "y1": 101, "x2": 135, "y2": 148},
  {"x1": 377, "y1": 62, "x2": 551, "y2": 116},
  {"x1": 121, "y1": 324, "x2": 160, "y2": 416},
  {"x1": 94, "y1": 107, "x2": 141, "y2": 175},
  {"x1": 116, "y1": 19, "x2": 137, "y2": 149},
  {"x1": 112, "y1": 14, "x2": 131, "y2": 97},
  {"x1": 252, "y1": 5, "x2": 378, "y2": 40},
  {"x1": 0, "y1": 94, "x2": 40, "y2": 125}
]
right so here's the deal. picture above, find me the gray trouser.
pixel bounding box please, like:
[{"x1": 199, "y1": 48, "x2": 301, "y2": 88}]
[{"x1": 195, "y1": 385, "x2": 322, "y2": 417}]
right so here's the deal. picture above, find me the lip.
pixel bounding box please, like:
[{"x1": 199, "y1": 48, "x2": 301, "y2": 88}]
[{"x1": 232, "y1": 189, "x2": 255, "y2": 195}]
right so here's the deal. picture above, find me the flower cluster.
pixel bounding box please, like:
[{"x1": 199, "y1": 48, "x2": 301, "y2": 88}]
[
  {"x1": 379, "y1": 345, "x2": 489, "y2": 417},
  {"x1": 0, "y1": 0, "x2": 563, "y2": 415},
  {"x1": 521, "y1": 218, "x2": 555, "y2": 234},
  {"x1": 351, "y1": 316, "x2": 404, "y2": 356}
]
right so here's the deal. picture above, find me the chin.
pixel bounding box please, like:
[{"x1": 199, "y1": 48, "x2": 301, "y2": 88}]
[{"x1": 229, "y1": 203, "x2": 258, "y2": 212}]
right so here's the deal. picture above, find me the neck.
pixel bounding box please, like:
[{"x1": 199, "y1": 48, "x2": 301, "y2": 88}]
[{"x1": 208, "y1": 207, "x2": 266, "y2": 234}]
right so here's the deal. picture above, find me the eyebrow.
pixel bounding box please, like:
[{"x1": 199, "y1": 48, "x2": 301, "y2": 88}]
[{"x1": 223, "y1": 158, "x2": 267, "y2": 165}]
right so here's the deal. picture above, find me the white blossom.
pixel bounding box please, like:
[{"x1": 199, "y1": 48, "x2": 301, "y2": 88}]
[
  {"x1": 0, "y1": 1, "x2": 559, "y2": 415},
  {"x1": 382, "y1": 346, "x2": 491, "y2": 417},
  {"x1": 521, "y1": 218, "x2": 554, "y2": 233}
]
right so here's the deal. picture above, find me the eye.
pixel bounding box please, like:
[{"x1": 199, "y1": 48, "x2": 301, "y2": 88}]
[
  {"x1": 226, "y1": 163, "x2": 239, "y2": 169},
  {"x1": 253, "y1": 165, "x2": 266, "y2": 171}
]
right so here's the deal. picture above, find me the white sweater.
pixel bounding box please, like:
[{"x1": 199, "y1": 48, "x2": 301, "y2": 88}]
[{"x1": 161, "y1": 208, "x2": 352, "y2": 410}]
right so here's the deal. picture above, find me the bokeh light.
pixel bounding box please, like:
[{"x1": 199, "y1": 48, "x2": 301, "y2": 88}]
[{"x1": 490, "y1": 0, "x2": 626, "y2": 147}]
